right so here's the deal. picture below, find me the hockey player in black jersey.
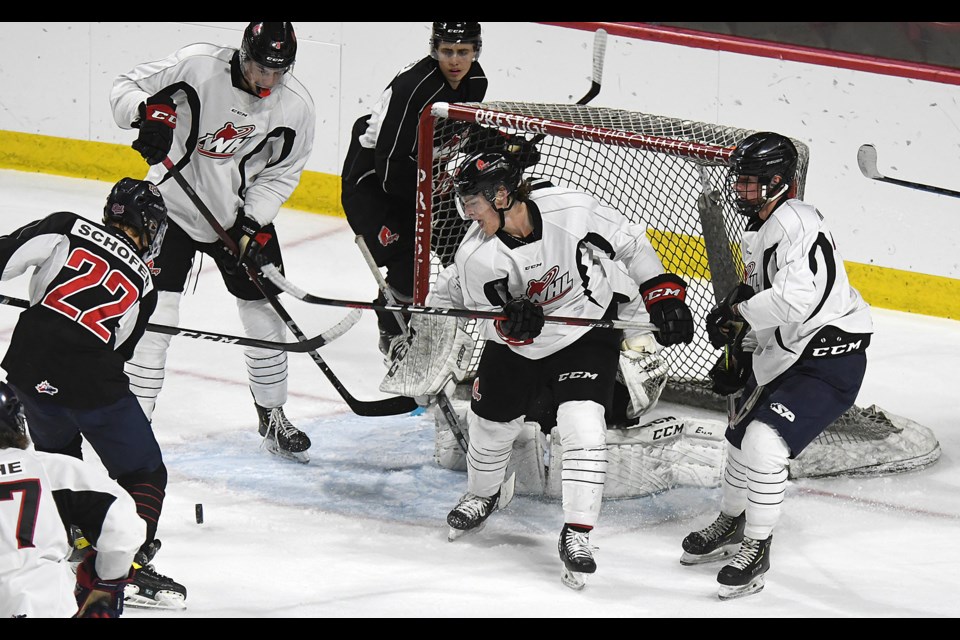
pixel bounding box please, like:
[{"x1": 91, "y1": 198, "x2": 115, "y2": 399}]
[
  {"x1": 0, "y1": 178, "x2": 187, "y2": 610},
  {"x1": 341, "y1": 22, "x2": 488, "y2": 358}
]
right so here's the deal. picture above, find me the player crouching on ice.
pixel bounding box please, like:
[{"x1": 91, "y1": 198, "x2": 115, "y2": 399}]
[
  {"x1": 381, "y1": 150, "x2": 693, "y2": 589},
  {"x1": 680, "y1": 132, "x2": 872, "y2": 600}
]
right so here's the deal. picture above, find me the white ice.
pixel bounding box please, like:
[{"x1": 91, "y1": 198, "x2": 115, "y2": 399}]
[{"x1": 1, "y1": 170, "x2": 958, "y2": 618}]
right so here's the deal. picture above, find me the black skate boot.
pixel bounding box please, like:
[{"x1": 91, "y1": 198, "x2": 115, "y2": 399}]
[
  {"x1": 680, "y1": 511, "x2": 745, "y2": 565},
  {"x1": 125, "y1": 539, "x2": 187, "y2": 610},
  {"x1": 717, "y1": 535, "x2": 772, "y2": 600},
  {"x1": 446, "y1": 490, "x2": 499, "y2": 541},
  {"x1": 558, "y1": 524, "x2": 597, "y2": 590},
  {"x1": 256, "y1": 403, "x2": 311, "y2": 464}
]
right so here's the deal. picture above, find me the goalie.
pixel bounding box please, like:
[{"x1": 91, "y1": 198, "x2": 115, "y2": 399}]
[{"x1": 381, "y1": 150, "x2": 693, "y2": 589}]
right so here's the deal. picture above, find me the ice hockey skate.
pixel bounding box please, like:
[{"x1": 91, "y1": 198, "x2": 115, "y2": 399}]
[
  {"x1": 256, "y1": 403, "x2": 311, "y2": 464},
  {"x1": 446, "y1": 490, "x2": 499, "y2": 541},
  {"x1": 717, "y1": 535, "x2": 771, "y2": 600},
  {"x1": 125, "y1": 539, "x2": 187, "y2": 610},
  {"x1": 558, "y1": 524, "x2": 597, "y2": 591},
  {"x1": 680, "y1": 511, "x2": 745, "y2": 565}
]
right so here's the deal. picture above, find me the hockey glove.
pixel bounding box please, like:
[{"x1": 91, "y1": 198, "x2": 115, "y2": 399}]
[
  {"x1": 496, "y1": 297, "x2": 545, "y2": 341},
  {"x1": 74, "y1": 550, "x2": 135, "y2": 618},
  {"x1": 705, "y1": 283, "x2": 755, "y2": 348},
  {"x1": 225, "y1": 209, "x2": 273, "y2": 275},
  {"x1": 504, "y1": 134, "x2": 541, "y2": 169},
  {"x1": 132, "y1": 94, "x2": 177, "y2": 165},
  {"x1": 640, "y1": 274, "x2": 694, "y2": 346},
  {"x1": 708, "y1": 346, "x2": 753, "y2": 396}
]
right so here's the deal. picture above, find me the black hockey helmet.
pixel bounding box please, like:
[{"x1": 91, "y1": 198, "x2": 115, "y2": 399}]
[
  {"x1": 0, "y1": 382, "x2": 27, "y2": 445},
  {"x1": 431, "y1": 22, "x2": 482, "y2": 60},
  {"x1": 726, "y1": 132, "x2": 799, "y2": 219},
  {"x1": 241, "y1": 22, "x2": 297, "y2": 70},
  {"x1": 103, "y1": 177, "x2": 168, "y2": 258},
  {"x1": 453, "y1": 151, "x2": 522, "y2": 223}
]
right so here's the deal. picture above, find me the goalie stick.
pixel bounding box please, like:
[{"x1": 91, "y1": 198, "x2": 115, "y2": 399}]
[
  {"x1": 0, "y1": 293, "x2": 359, "y2": 353},
  {"x1": 260, "y1": 264, "x2": 657, "y2": 333},
  {"x1": 857, "y1": 144, "x2": 960, "y2": 199},
  {"x1": 160, "y1": 157, "x2": 418, "y2": 417},
  {"x1": 354, "y1": 236, "x2": 469, "y2": 453}
]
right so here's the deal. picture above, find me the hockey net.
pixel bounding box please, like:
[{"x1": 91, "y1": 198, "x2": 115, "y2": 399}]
[{"x1": 415, "y1": 101, "x2": 940, "y2": 481}]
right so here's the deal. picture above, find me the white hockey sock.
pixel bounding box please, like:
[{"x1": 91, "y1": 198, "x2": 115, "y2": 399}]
[
  {"x1": 125, "y1": 291, "x2": 181, "y2": 420},
  {"x1": 238, "y1": 298, "x2": 289, "y2": 408},
  {"x1": 720, "y1": 442, "x2": 749, "y2": 517},
  {"x1": 556, "y1": 401, "x2": 607, "y2": 527},
  {"x1": 741, "y1": 421, "x2": 790, "y2": 540},
  {"x1": 465, "y1": 412, "x2": 524, "y2": 497}
]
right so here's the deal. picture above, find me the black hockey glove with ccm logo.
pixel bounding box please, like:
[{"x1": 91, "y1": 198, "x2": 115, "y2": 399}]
[
  {"x1": 132, "y1": 94, "x2": 177, "y2": 165},
  {"x1": 496, "y1": 297, "x2": 545, "y2": 341},
  {"x1": 640, "y1": 273, "x2": 695, "y2": 346},
  {"x1": 708, "y1": 345, "x2": 753, "y2": 395},
  {"x1": 223, "y1": 209, "x2": 273, "y2": 275}
]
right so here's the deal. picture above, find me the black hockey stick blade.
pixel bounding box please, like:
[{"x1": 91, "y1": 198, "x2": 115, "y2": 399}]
[
  {"x1": 857, "y1": 144, "x2": 960, "y2": 199},
  {"x1": 0, "y1": 293, "x2": 359, "y2": 352}
]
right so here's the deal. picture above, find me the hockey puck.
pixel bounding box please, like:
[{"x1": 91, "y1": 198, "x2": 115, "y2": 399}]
[{"x1": 195, "y1": 503, "x2": 204, "y2": 525}]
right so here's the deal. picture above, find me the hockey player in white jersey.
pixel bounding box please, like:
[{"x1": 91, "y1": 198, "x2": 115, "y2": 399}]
[
  {"x1": 110, "y1": 22, "x2": 316, "y2": 461},
  {"x1": 0, "y1": 382, "x2": 145, "y2": 618},
  {"x1": 386, "y1": 151, "x2": 694, "y2": 589},
  {"x1": 680, "y1": 132, "x2": 873, "y2": 600}
]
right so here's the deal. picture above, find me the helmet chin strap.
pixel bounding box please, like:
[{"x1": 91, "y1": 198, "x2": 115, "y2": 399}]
[{"x1": 494, "y1": 194, "x2": 515, "y2": 232}]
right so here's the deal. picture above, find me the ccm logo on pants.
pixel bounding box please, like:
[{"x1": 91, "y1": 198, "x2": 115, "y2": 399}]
[{"x1": 558, "y1": 371, "x2": 598, "y2": 381}]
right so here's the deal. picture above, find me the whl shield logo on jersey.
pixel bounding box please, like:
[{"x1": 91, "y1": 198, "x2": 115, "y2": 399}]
[
  {"x1": 525, "y1": 265, "x2": 572, "y2": 305},
  {"x1": 197, "y1": 122, "x2": 256, "y2": 158}
]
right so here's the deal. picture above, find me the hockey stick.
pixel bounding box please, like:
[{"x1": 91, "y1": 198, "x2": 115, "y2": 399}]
[
  {"x1": 527, "y1": 28, "x2": 608, "y2": 148},
  {"x1": 354, "y1": 236, "x2": 469, "y2": 455},
  {"x1": 260, "y1": 264, "x2": 657, "y2": 333},
  {"x1": 160, "y1": 157, "x2": 418, "y2": 417},
  {"x1": 0, "y1": 293, "x2": 359, "y2": 353},
  {"x1": 857, "y1": 144, "x2": 960, "y2": 199}
]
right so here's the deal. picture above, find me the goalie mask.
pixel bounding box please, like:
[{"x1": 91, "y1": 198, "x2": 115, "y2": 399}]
[
  {"x1": 103, "y1": 177, "x2": 168, "y2": 261},
  {"x1": 453, "y1": 151, "x2": 522, "y2": 226},
  {"x1": 726, "y1": 132, "x2": 798, "y2": 223},
  {"x1": 0, "y1": 381, "x2": 28, "y2": 449},
  {"x1": 431, "y1": 22, "x2": 482, "y2": 60}
]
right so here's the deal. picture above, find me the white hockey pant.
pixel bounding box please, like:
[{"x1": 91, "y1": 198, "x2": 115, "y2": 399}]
[
  {"x1": 465, "y1": 412, "x2": 524, "y2": 497},
  {"x1": 720, "y1": 420, "x2": 789, "y2": 540},
  {"x1": 555, "y1": 400, "x2": 608, "y2": 528}
]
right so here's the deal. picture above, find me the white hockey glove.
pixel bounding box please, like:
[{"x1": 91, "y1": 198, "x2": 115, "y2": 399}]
[
  {"x1": 617, "y1": 332, "x2": 669, "y2": 419},
  {"x1": 379, "y1": 314, "x2": 475, "y2": 403}
]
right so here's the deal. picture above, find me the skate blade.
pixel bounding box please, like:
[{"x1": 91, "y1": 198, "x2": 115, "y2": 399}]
[
  {"x1": 124, "y1": 591, "x2": 187, "y2": 610},
  {"x1": 680, "y1": 543, "x2": 740, "y2": 566},
  {"x1": 717, "y1": 575, "x2": 765, "y2": 601},
  {"x1": 447, "y1": 520, "x2": 486, "y2": 542},
  {"x1": 561, "y1": 566, "x2": 589, "y2": 591},
  {"x1": 260, "y1": 439, "x2": 310, "y2": 464}
]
